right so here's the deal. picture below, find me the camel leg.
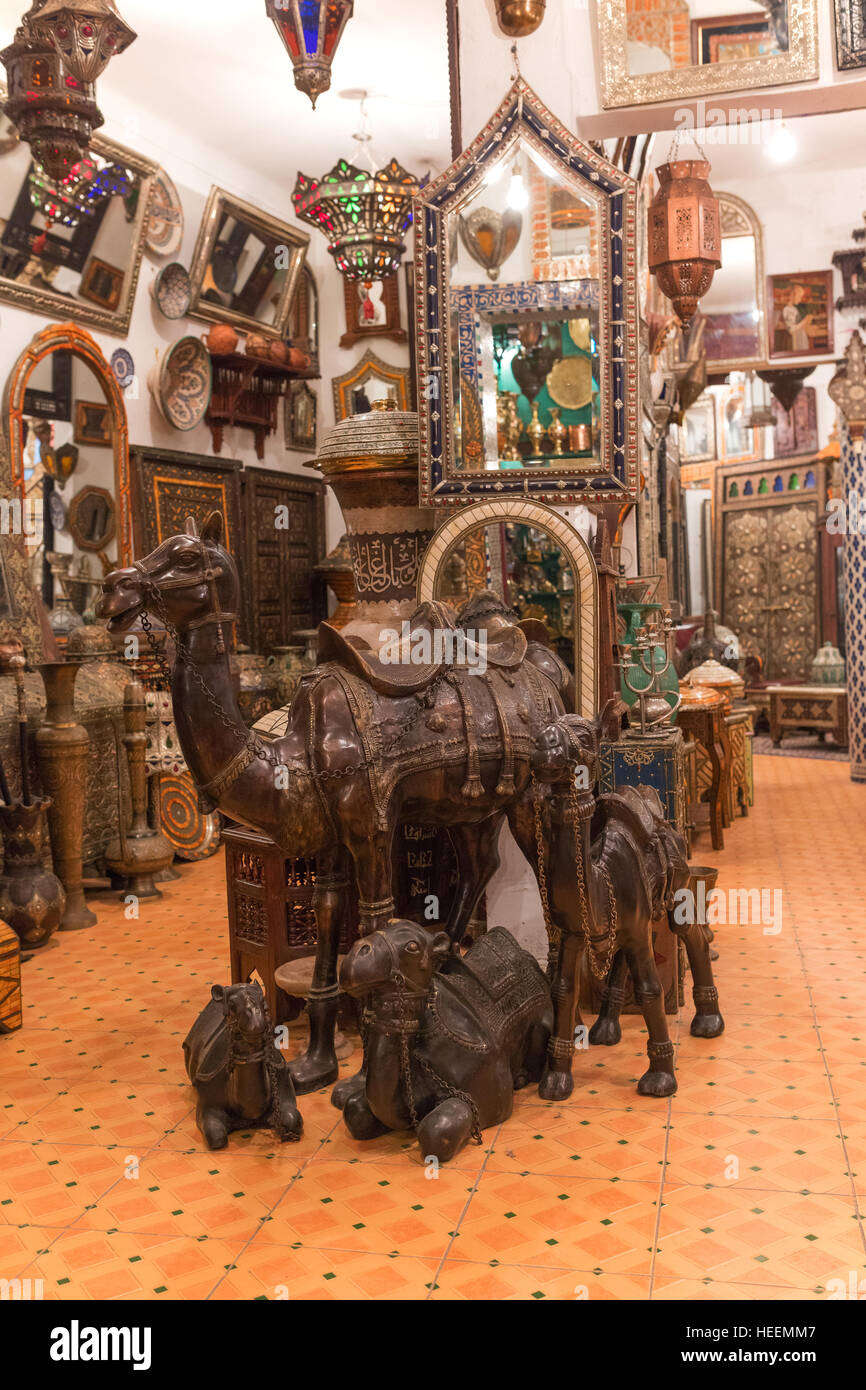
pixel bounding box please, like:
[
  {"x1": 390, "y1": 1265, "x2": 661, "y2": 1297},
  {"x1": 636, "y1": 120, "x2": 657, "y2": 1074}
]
[
  {"x1": 289, "y1": 847, "x2": 350, "y2": 1096},
  {"x1": 623, "y1": 940, "x2": 677, "y2": 1098},
  {"x1": 588, "y1": 949, "x2": 629, "y2": 1047},
  {"x1": 506, "y1": 800, "x2": 576, "y2": 1102},
  {"x1": 443, "y1": 816, "x2": 504, "y2": 947},
  {"x1": 676, "y1": 914, "x2": 725, "y2": 1039},
  {"x1": 331, "y1": 825, "x2": 398, "y2": 1111},
  {"x1": 417, "y1": 1097, "x2": 475, "y2": 1164},
  {"x1": 342, "y1": 1088, "x2": 391, "y2": 1141}
]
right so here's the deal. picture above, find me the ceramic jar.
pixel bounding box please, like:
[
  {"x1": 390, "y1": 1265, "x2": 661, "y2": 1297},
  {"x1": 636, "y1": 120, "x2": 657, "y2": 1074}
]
[
  {"x1": 245, "y1": 333, "x2": 274, "y2": 361},
  {"x1": 810, "y1": 642, "x2": 846, "y2": 685},
  {"x1": 0, "y1": 799, "x2": 66, "y2": 948},
  {"x1": 685, "y1": 658, "x2": 745, "y2": 710},
  {"x1": 202, "y1": 324, "x2": 239, "y2": 355}
]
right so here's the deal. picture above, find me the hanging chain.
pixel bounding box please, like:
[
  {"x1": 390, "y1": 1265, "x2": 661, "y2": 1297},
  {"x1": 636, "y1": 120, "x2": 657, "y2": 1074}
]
[{"x1": 392, "y1": 973, "x2": 483, "y2": 1147}]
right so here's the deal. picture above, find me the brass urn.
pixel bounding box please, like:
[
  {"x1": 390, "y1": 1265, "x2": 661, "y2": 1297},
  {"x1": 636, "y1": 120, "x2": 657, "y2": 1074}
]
[{"x1": 494, "y1": 1, "x2": 546, "y2": 38}]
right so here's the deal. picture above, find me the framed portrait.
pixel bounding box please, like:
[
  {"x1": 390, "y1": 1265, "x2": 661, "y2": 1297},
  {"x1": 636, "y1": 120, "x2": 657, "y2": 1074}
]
[
  {"x1": 79, "y1": 257, "x2": 126, "y2": 312},
  {"x1": 284, "y1": 380, "x2": 318, "y2": 454},
  {"x1": 73, "y1": 400, "x2": 113, "y2": 447},
  {"x1": 768, "y1": 271, "x2": 834, "y2": 359},
  {"x1": 682, "y1": 394, "x2": 717, "y2": 463},
  {"x1": 691, "y1": 14, "x2": 781, "y2": 66},
  {"x1": 340, "y1": 275, "x2": 406, "y2": 349}
]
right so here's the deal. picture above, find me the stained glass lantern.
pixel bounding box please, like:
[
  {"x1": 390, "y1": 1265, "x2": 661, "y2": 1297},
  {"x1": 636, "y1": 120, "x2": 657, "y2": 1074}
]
[
  {"x1": 27, "y1": 0, "x2": 136, "y2": 85},
  {"x1": 293, "y1": 157, "x2": 419, "y2": 280},
  {"x1": 29, "y1": 155, "x2": 132, "y2": 230},
  {"x1": 265, "y1": 0, "x2": 354, "y2": 109},
  {"x1": 1, "y1": 19, "x2": 103, "y2": 180},
  {"x1": 648, "y1": 160, "x2": 721, "y2": 326}
]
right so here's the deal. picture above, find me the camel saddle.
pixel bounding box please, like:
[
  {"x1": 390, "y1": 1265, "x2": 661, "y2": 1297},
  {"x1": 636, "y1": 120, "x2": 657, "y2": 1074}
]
[
  {"x1": 593, "y1": 786, "x2": 689, "y2": 913},
  {"x1": 317, "y1": 599, "x2": 530, "y2": 697}
]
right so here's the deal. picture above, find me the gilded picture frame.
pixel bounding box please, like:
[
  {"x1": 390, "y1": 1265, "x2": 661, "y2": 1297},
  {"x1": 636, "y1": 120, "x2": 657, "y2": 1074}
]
[
  {"x1": 331, "y1": 351, "x2": 411, "y2": 421},
  {"x1": 188, "y1": 186, "x2": 309, "y2": 339},
  {"x1": 415, "y1": 78, "x2": 640, "y2": 508},
  {"x1": 597, "y1": 0, "x2": 819, "y2": 109},
  {"x1": 835, "y1": 0, "x2": 866, "y2": 69}
]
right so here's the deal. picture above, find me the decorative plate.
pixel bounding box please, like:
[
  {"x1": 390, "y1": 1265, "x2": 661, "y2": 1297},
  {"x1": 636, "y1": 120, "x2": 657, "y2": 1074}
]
[
  {"x1": 149, "y1": 337, "x2": 212, "y2": 432},
  {"x1": 48, "y1": 491, "x2": 66, "y2": 532},
  {"x1": 110, "y1": 347, "x2": 135, "y2": 390},
  {"x1": 547, "y1": 355, "x2": 593, "y2": 411},
  {"x1": 145, "y1": 169, "x2": 184, "y2": 259},
  {"x1": 152, "y1": 262, "x2": 191, "y2": 320},
  {"x1": 158, "y1": 773, "x2": 222, "y2": 860},
  {"x1": 568, "y1": 317, "x2": 592, "y2": 352}
]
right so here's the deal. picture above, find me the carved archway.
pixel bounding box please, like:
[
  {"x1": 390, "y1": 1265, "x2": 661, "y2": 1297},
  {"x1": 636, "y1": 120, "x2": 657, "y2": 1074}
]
[
  {"x1": 417, "y1": 499, "x2": 599, "y2": 717},
  {"x1": 3, "y1": 322, "x2": 132, "y2": 565}
]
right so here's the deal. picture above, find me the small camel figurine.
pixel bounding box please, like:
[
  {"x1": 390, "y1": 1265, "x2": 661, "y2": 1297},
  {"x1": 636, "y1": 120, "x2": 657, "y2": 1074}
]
[
  {"x1": 337, "y1": 920, "x2": 552, "y2": 1163},
  {"x1": 183, "y1": 981, "x2": 303, "y2": 1150}
]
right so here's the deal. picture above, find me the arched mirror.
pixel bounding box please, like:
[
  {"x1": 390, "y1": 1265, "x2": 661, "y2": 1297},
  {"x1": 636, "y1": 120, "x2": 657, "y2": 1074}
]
[
  {"x1": 418, "y1": 499, "x2": 599, "y2": 717},
  {"x1": 4, "y1": 323, "x2": 131, "y2": 636},
  {"x1": 701, "y1": 193, "x2": 767, "y2": 372}
]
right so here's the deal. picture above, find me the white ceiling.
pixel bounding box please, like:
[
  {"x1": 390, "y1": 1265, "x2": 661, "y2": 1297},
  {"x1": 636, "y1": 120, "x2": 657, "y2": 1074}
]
[
  {"x1": 0, "y1": 0, "x2": 453, "y2": 190},
  {"x1": 686, "y1": 106, "x2": 866, "y2": 182}
]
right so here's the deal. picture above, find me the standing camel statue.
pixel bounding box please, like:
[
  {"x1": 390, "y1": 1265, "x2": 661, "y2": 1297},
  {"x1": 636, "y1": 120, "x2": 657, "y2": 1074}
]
[{"x1": 98, "y1": 513, "x2": 719, "y2": 1105}]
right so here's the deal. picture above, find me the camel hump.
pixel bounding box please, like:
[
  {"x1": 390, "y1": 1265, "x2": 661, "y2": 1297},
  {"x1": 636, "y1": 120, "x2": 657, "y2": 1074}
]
[
  {"x1": 183, "y1": 997, "x2": 231, "y2": 1084},
  {"x1": 595, "y1": 785, "x2": 667, "y2": 850},
  {"x1": 315, "y1": 601, "x2": 529, "y2": 698}
]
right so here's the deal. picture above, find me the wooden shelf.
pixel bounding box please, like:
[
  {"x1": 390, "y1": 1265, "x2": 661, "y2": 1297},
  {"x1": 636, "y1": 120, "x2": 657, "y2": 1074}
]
[{"x1": 206, "y1": 351, "x2": 319, "y2": 459}]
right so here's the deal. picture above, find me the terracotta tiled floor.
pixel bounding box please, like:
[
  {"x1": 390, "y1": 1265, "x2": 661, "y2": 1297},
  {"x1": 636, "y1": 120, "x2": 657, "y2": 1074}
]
[{"x1": 2, "y1": 754, "x2": 866, "y2": 1301}]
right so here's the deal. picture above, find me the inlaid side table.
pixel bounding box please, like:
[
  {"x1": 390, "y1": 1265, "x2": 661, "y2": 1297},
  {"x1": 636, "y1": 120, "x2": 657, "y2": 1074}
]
[
  {"x1": 767, "y1": 685, "x2": 849, "y2": 748},
  {"x1": 678, "y1": 690, "x2": 730, "y2": 852}
]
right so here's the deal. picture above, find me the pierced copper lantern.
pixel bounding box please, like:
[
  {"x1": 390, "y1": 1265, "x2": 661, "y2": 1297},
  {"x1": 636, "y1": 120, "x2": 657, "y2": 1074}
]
[
  {"x1": 266, "y1": 0, "x2": 354, "y2": 108},
  {"x1": 27, "y1": 0, "x2": 136, "y2": 85},
  {"x1": 829, "y1": 331, "x2": 866, "y2": 447},
  {"x1": 1, "y1": 17, "x2": 103, "y2": 180},
  {"x1": 648, "y1": 160, "x2": 721, "y2": 327},
  {"x1": 494, "y1": 1, "x2": 547, "y2": 37},
  {"x1": 293, "y1": 157, "x2": 419, "y2": 280}
]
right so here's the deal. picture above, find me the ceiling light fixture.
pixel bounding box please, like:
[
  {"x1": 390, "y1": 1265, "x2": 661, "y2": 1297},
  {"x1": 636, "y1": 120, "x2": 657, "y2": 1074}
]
[
  {"x1": 507, "y1": 162, "x2": 529, "y2": 211},
  {"x1": 293, "y1": 94, "x2": 419, "y2": 279},
  {"x1": 1, "y1": 16, "x2": 103, "y2": 180},
  {"x1": 767, "y1": 120, "x2": 796, "y2": 164},
  {"x1": 266, "y1": 0, "x2": 354, "y2": 109}
]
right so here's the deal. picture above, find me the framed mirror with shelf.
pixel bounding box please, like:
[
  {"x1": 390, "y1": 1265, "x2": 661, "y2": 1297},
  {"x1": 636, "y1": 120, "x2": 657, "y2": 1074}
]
[{"x1": 415, "y1": 79, "x2": 640, "y2": 508}]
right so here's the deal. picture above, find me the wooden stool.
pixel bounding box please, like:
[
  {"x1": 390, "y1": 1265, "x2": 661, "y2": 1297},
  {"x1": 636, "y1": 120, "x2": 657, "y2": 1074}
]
[
  {"x1": 274, "y1": 957, "x2": 354, "y2": 1062},
  {"x1": 678, "y1": 692, "x2": 730, "y2": 852}
]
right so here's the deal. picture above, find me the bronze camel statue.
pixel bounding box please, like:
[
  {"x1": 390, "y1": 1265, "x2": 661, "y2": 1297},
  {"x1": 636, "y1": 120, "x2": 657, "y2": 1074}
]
[
  {"x1": 338, "y1": 920, "x2": 552, "y2": 1163},
  {"x1": 98, "y1": 513, "x2": 718, "y2": 1105}
]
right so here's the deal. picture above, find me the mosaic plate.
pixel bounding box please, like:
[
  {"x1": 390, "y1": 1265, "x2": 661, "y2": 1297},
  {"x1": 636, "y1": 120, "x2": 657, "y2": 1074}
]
[
  {"x1": 110, "y1": 347, "x2": 135, "y2": 390},
  {"x1": 145, "y1": 169, "x2": 184, "y2": 258},
  {"x1": 152, "y1": 262, "x2": 191, "y2": 320},
  {"x1": 149, "y1": 337, "x2": 212, "y2": 432}
]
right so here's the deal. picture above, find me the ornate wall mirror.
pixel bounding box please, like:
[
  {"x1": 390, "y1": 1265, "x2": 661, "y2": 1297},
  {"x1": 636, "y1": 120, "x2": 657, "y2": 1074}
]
[
  {"x1": 417, "y1": 499, "x2": 599, "y2": 717},
  {"x1": 332, "y1": 351, "x2": 411, "y2": 420},
  {"x1": 701, "y1": 193, "x2": 767, "y2": 372},
  {"x1": 4, "y1": 324, "x2": 132, "y2": 629},
  {"x1": 0, "y1": 110, "x2": 156, "y2": 337},
  {"x1": 189, "y1": 186, "x2": 309, "y2": 338},
  {"x1": 67, "y1": 485, "x2": 116, "y2": 552},
  {"x1": 415, "y1": 79, "x2": 639, "y2": 508},
  {"x1": 598, "y1": 0, "x2": 819, "y2": 108}
]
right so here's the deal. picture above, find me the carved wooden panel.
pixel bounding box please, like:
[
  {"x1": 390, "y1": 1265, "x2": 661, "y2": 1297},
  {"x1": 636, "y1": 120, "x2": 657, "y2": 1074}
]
[
  {"x1": 715, "y1": 456, "x2": 826, "y2": 682},
  {"x1": 130, "y1": 445, "x2": 247, "y2": 641},
  {"x1": 242, "y1": 467, "x2": 326, "y2": 653}
]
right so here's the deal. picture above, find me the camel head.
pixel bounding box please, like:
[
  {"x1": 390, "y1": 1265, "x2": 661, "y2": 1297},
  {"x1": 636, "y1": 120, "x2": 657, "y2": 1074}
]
[
  {"x1": 531, "y1": 700, "x2": 625, "y2": 788},
  {"x1": 212, "y1": 980, "x2": 268, "y2": 1040},
  {"x1": 340, "y1": 920, "x2": 451, "y2": 1000},
  {"x1": 98, "y1": 511, "x2": 238, "y2": 638}
]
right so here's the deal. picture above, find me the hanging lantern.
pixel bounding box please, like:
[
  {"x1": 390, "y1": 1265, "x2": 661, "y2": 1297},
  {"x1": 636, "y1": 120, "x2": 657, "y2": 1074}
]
[
  {"x1": 458, "y1": 205, "x2": 522, "y2": 281},
  {"x1": 293, "y1": 156, "x2": 419, "y2": 280},
  {"x1": 829, "y1": 331, "x2": 866, "y2": 448},
  {"x1": 757, "y1": 364, "x2": 814, "y2": 414},
  {"x1": 29, "y1": 156, "x2": 131, "y2": 230},
  {"x1": 265, "y1": 0, "x2": 354, "y2": 109},
  {"x1": 27, "y1": 0, "x2": 136, "y2": 85},
  {"x1": 1, "y1": 18, "x2": 103, "y2": 181},
  {"x1": 494, "y1": 1, "x2": 547, "y2": 38},
  {"x1": 648, "y1": 160, "x2": 721, "y2": 327}
]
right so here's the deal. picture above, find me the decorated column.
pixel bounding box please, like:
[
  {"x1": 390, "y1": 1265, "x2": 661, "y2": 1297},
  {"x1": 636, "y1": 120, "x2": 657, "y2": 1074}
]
[{"x1": 842, "y1": 426, "x2": 866, "y2": 782}]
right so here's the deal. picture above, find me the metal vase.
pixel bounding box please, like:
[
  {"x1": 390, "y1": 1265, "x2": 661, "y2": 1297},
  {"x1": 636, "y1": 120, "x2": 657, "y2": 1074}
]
[
  {"x1": 0, "y1": 798, "x2": 66, "y2": 948},
  {"x1": 35, "y1": 662, "x2": 97, "y2": 931}
]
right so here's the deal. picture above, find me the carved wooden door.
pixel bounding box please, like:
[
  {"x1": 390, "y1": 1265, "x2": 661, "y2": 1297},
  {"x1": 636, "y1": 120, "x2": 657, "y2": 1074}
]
[
  {"x1": 243, "y1": 467, "x2": 326, "y2": 653},
  {"x1": 715, "y1": 457, "x2": 827, "y2": 684}
]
